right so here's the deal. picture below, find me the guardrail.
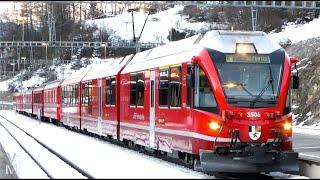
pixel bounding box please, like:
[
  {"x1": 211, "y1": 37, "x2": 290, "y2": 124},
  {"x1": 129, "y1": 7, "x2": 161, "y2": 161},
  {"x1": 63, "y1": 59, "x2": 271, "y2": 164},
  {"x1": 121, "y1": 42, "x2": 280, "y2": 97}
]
[
  {"x1": 0, "y1": 102, "x2": 13, "y2": 110},
  {"x1": 299, "y1": 155, "x2": 320, "y2": 178}
]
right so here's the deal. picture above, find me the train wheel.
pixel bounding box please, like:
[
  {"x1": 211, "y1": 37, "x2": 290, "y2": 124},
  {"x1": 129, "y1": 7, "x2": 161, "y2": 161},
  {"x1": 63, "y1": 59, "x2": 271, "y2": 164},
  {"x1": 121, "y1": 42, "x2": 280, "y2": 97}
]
[{"x1": 194, "y1": 158, "x2": 202, "y2": 172}]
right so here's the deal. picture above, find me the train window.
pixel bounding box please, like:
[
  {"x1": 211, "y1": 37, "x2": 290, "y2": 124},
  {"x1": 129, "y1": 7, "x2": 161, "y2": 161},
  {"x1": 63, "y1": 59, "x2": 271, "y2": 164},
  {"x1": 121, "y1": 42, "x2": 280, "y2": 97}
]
[
  {"x1": 159, "y1": 68, "x2": 169, "y2": 106},
  {"x1": 111, "y1": 78, "x2": 116, "y2": 105},
  {"x1": 130, "y1": 72, "x2": 145, "y2": 107},
  {"x1": 82, "y1": 83, "x2": 90, "y2": 104},
  {"x1": 106, "y1": 77, "x2": 116, "y2": 105},
  {"x1": 169, "y1": 66, "x2": 182, "y2": 107},
  {"x1": 72, "y1": 84, "x2": 78, "y2": 104},
  {"x1": 136, "y1": 72, "x2": 145, "y2": 106},
  {"x1": 186, "y1": 64, "x2": 193, "y2": 107},
  {"x1": 199, "y1": 67, "x2": 217, "y2": 107},
  {"x1": 194, "y1": 65, "x2": 218, "y2": 113},
  {"x1": 75, "y1": 84, "x2": 78, "y2": 104},
  {"x1": 130, "y1": 73, "x2": 137, "y2": 106},
  {"x1": 284, "y1": 86, "x2": 292, "y2": 115}
]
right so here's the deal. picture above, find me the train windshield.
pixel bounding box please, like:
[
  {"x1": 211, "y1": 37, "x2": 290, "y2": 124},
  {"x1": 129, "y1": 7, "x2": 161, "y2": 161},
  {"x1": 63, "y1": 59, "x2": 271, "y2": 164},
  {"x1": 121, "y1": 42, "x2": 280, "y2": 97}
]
[{"x1": 209, "y1": 49, "x2": 285, "y2": 108}]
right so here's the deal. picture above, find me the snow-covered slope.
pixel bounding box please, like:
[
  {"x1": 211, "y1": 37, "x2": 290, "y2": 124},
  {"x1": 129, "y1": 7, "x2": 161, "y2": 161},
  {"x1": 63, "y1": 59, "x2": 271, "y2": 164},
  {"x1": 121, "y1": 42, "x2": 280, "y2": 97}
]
[
  {"x1": 86, "y1": 5, "x2": 225, "y2": 44},
  {"x1": 268, "y1": 17, "x2": 320, "y2": 44}
]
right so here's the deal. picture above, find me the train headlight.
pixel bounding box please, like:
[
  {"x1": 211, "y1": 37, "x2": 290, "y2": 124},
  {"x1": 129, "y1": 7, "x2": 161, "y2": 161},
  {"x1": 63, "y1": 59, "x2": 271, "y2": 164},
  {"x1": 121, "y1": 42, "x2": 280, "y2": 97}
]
[
  {"x1": 235, "y1": 43, "x2": 257, "y2": 54},
  {"x1": 283, "y1": 122, "x2": 292, "y2": 131},
  {"x1": 209, "y1": 121, "x2": 220, "y2": 130},
  {"x1": 223, "y1": 83, "x2": 238, "y2": 88}
]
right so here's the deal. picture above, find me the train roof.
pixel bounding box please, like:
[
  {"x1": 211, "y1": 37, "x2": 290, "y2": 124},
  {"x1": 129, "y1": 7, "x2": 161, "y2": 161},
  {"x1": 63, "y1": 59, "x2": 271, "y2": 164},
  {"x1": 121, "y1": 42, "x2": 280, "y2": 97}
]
[
  {"x1": 43, "y1": 79, "x2": 64, "y2": 90},
  {"x1": 61, "y1": 66, "x2": 92, "y2": 86},
  {"x1": 197, "y1": 30, "x2": 281, "y2": 54},
  {"x1": 82, "y1": 55, "x2": 133, "y2": 81},
  {"x1": 122, "y1": 30, "x2": 282, "y2": 73},
  {"x1": 33, "y1": 85, "x2": 45, "y2": 92}
]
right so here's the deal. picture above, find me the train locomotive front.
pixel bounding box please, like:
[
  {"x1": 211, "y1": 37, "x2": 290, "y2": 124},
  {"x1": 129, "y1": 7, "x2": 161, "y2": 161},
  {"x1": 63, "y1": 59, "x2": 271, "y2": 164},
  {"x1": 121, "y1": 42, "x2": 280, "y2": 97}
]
[{"x1": 193, "y1": 31, "x2": 299, "y2": 173}]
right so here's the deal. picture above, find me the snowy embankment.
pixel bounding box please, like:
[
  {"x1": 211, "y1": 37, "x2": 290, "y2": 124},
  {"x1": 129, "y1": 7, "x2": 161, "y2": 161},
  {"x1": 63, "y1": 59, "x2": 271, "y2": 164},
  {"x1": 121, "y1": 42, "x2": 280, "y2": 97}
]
[
  {"x1": 268, "y1": 17, "x2": 320, "y2": 44},
  {"x1": 86, "y1": 5, "x2": 224, "y2": 44},
  {"x1": 0, "y1": 110, "x2": 210, "y2": 179}
]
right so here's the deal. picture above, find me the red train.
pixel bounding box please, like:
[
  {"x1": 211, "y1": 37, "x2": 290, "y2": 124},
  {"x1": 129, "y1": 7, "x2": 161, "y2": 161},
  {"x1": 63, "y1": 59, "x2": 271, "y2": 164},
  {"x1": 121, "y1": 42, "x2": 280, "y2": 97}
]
[{"x1": 13, "y1": 30, "x2": 300, "y2": 174}]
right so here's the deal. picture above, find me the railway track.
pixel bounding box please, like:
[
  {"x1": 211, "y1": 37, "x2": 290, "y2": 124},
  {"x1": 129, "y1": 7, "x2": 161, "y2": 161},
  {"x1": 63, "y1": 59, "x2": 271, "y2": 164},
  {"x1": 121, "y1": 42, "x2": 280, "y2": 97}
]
[
  {"x1": 0, "y1": 114, "x2": 94, "y2": 179},
  {"x1": 0, "y1": 111, "x2": 302, "y2": 179}
]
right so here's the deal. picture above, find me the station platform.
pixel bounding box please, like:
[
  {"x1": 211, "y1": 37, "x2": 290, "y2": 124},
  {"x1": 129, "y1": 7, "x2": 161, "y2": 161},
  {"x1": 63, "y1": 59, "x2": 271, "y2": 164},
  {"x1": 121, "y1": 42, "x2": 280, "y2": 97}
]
[{"x1": 0, "y1": 143, "x2": 17, "y2": 178}]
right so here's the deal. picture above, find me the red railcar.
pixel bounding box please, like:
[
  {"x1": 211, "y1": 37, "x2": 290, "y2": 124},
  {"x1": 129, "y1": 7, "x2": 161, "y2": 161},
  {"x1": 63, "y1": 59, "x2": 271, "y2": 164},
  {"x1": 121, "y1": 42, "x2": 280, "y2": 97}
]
[
  {"x1": 23, "y1": 89, "x2": 33, "y2": 115},
  {"x1": 32, "y1": 86, "x2": 44, "y2": 119},
  {"x1": 80, "y1": 56, "x2": 133, "y2": 138},
  {"x1": 43, "y1": 80, "x2": 64, "y2": 123},
  {"x1": 13, "y1": 92, "x2": 23, "y2": 112},
  {"x1": 60, "y1": 67, "x2": 92, "y2": 129},
  {"x1": 118, "y1": 30, "x2": 299, "y2": 173}
]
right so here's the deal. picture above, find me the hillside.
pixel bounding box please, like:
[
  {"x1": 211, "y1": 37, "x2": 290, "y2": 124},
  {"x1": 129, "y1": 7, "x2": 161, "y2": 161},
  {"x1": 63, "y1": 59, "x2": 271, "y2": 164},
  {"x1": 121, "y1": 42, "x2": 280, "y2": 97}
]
[{"x1": 286, "y1": 37, "x2": 320, "y2": 127}]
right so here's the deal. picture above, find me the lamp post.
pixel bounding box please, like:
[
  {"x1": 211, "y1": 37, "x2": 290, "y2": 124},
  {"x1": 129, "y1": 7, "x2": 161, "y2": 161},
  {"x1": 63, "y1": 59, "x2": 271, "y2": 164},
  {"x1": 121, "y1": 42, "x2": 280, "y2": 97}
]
[
  {"x1": 42, "y1": 43, "x2": 48, "y2": 69},
  {"x1": 42, "y1": 42, "x2": 48, "y2": 80},
  {"x1": 10, "y1": 63, "x2": 15, "y2": 77},
  {"x1": 17, "y1": 17, "x2": 25, "y2": 41},
  {"x1": 101, "y1": 43, "x2": 107, "y2": 59},
  {"x1": 21, "y1": 57, "x2": 26, "y2": 70}
]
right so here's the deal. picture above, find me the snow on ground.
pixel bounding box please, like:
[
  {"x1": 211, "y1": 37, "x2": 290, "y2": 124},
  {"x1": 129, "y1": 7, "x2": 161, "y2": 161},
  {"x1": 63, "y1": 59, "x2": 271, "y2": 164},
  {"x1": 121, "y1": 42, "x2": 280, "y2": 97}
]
[
  {"x1": 0, "y1": 125, "x2": 48, "y2": 178},
  {"x1": 0, "y1": 110, "x2": 211, "y2": 179},
  {"x1": 294, "y1": 125, "x2": 320, "y2": 136},
  {"x1": 268, "y1": 17, "x2": 320, "y2": 44},
  {"x1": 0, "y1": 116, "x2": 85, "y2": 178},
  {"x1": 86, "y1": 5, "x2": 226, "y2": 44}
]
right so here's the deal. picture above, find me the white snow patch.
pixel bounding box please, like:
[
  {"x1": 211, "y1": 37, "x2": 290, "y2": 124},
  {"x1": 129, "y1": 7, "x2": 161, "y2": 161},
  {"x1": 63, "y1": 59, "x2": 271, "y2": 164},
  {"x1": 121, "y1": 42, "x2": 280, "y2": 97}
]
[
  {"x1": 306, "y1": 112, "x2": 312, "y2": 116},
  {"x1": 292, "y1": 105, "x2": 299, "y2": 109},
  {"x1": 268, "y1": 17, "x2": 320, "y2": 44}
]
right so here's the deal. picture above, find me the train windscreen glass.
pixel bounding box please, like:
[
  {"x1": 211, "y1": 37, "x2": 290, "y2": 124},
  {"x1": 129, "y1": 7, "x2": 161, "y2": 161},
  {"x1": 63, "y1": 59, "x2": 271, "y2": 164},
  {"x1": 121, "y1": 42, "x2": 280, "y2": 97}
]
[{"x1": 210, "y1": 50, "x2": 285, "y2": 108}]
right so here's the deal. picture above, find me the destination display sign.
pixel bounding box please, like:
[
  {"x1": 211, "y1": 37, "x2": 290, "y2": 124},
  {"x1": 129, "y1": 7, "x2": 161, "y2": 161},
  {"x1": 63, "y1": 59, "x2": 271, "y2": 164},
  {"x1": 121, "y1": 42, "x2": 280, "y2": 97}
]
[{"x1": 226, "y1": 54, "x2": 270, "y2": 63}]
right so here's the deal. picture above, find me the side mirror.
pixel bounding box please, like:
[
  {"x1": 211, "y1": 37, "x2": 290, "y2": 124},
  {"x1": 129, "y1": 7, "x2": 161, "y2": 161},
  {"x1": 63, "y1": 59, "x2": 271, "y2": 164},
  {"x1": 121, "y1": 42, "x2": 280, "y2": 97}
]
[
  {"x1": 290, "y1": 57, "x2": 299, "y2": 64},
  {"x1": 292, "y1": 75, "x2": 299, "y2": 89},
  {"x1": 192, "y1": 56, "x2": 201, "y2": 64}
]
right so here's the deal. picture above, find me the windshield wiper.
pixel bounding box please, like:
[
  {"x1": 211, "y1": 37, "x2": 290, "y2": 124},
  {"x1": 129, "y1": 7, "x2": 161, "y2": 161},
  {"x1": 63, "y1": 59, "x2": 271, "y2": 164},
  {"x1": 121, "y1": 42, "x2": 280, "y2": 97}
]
[{"x1": 251, "y1": 64, "x2": 275, "y2": 107}]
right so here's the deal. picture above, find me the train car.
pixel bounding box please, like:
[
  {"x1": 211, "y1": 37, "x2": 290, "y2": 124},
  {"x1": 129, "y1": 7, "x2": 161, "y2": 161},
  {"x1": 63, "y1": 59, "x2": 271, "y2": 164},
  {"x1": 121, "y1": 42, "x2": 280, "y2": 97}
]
[
  {"x1": 32, "y1": 85, "x2": 45, "y2": 119},
  {"x1": 80, "y1": 56, "x2": 133, "y2": 138},
  {"x1": 23, "y1": 89, "x2": 33, "y2": 116},
  {"x1": 13, "y1": 92, "x2": 23, "y2": 113},
  {"x1": 117, "y1": 30, "x2": 299, "y2": 173},
  {"x1": 60, "y1": 66, "x2": 92, "y2": 129},
  {"x1": 43, "y1": 79, "x2": 64, "y2": 123}
]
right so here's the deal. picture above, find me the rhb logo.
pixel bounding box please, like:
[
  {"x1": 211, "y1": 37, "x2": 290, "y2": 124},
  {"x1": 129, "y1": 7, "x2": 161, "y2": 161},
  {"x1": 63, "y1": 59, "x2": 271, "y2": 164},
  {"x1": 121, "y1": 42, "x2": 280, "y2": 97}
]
[
  {"x1": 247, "y1": 112, "x2": 261, "y2": 118},
  {"x1": 249, "y1": 126, "x2": 262, "y2": 140}
]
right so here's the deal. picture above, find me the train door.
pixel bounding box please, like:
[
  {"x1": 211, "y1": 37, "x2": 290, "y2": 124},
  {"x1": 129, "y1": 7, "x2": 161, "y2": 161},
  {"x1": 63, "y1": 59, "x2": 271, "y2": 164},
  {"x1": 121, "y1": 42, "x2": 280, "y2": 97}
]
[
  {"x1": 98, "y1": 79, "x2": 102, "y2": 134},
  {"x1": 149, "y1": 70, "x2": 156, "y2": 148}
]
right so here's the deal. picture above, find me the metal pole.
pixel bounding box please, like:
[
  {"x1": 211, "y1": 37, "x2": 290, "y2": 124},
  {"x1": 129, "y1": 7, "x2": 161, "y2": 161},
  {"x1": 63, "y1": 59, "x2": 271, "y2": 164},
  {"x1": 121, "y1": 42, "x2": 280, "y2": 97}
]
[
  {"x1": 131, "y1": 11, "x2": 136, "y2": 42},
  {"x1": 104, "y1": 45, "x2": 106, "y2": 59},
  {"x1": 22, "y1": 21, "x2": 24, "y2": 41},
  {"x1": 251, "y1": 7, "x2": 258, "y2": 31},
  {"x1": 137, "y1": 13, "x2": 150, "y2": 42}
]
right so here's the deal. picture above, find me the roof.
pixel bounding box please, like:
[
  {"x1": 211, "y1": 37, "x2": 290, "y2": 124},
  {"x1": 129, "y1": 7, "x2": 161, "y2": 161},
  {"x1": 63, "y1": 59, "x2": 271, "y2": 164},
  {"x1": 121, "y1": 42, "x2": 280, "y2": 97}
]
[
  {"x1": 82, "y1": 55, "x2": 135, "y2": 81},
  {"x1": 43, "y1": 79, "x2": 64, "y2": 90},
  {"x1": 198, "y1": 30, "x2": 281, "y2": 54},
  {"x1": 61, "y1": 66, "x2": 92, "y2": 86},
  {"x1": 122, "y1": 30, "x2": 282, "y2": 73}
]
